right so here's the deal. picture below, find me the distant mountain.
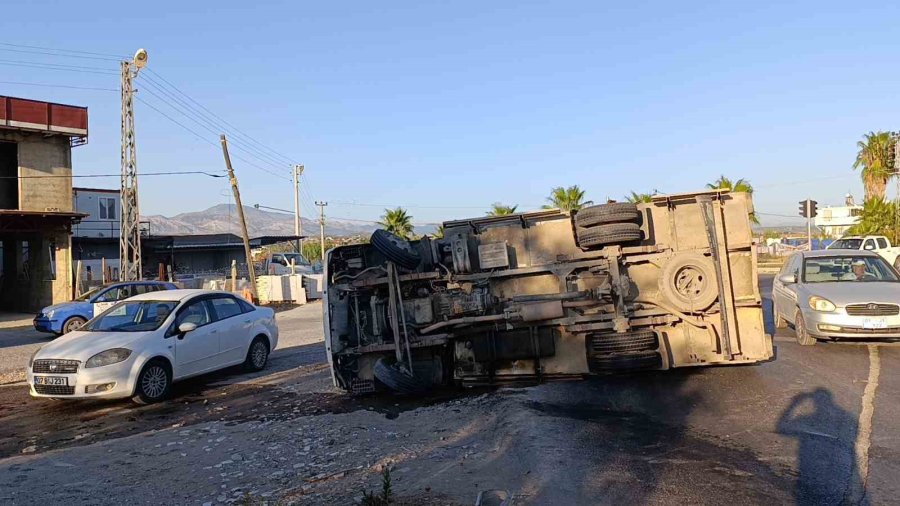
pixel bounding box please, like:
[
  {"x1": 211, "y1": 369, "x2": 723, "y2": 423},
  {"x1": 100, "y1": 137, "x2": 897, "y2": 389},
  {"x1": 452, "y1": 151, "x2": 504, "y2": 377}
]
[{"x1": 143, "y1": 204, "x2": 438, "y2": 238}]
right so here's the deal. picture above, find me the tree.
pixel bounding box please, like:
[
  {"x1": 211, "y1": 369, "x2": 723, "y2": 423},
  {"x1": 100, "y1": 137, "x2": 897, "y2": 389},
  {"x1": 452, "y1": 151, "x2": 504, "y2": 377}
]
[
  {"x1": 625, "y1": 191, "x2": 655, "y2": 203},
  {"x1": 542, "y1": 185, "x2": 589, "y2": 212},
  {"x1": 431, "y1": 225, "x2": 445, "y2": 239},
  {"x1": 706, "y1": 175, "x2": 759, "y2": 224},
  {"x1": 378, "y1": 207, "x2": 414, "y2": 239},
  {"x1": 853, "y1": 131, "x2": 896, "y2": 201},
  {"x1": 847, "y1": 198, "x2": 899, "y2": 244},
  {"x1": 487, "y1": 203, "x2": 518, "y2": 216}
]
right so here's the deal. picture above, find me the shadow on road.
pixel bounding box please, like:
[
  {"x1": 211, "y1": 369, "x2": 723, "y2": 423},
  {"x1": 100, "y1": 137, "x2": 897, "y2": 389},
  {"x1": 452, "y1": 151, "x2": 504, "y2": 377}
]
[{"x1": 777, "y1": 387, "x2": 862, "y2": 505}]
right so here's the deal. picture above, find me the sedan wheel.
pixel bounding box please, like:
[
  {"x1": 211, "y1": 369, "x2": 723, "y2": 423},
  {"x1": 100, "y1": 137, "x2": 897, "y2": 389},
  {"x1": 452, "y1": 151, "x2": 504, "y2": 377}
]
[
  {"x1": 132, "y1": 360, "x2": 171, "y2": 404},
  {"x1": 244, "y1": 337, "x2": 269, "y2": 372},
  {"x1": 62, "y1": 316, "x2": 86, "y2": 335},
  {"x1": 794, "y1": 309, "x2": 817, "y2": 346}
]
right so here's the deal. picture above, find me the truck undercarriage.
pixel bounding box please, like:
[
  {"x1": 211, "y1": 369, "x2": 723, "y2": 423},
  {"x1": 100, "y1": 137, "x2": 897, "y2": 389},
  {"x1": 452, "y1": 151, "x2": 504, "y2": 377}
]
[{"x1": 323, "y1": 190, "x2": 773, "y2": 394}]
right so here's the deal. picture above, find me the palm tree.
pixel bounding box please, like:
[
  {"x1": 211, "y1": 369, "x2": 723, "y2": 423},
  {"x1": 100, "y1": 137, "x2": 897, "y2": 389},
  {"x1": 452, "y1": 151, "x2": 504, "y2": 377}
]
[
  {"x1": 853, "y1": 131, "x2": 896, "y2": 201},
  {"x1": 706, "y1": 175, "x2": 759, "y2": 224},
  {"x1": 487, "y1": 203, "x2": 518, "y2": 216},
  {"x1": 625, "y1": 191, "x2": 655, "y2": 203},
  {"x1": 542, "y1": 185, "x2": 589, "y2": 212},
  {"x1": 847, "y1": 198, "x2": 899, "y2": 243},
  {"x1": 432, "y1": 225, "x2": 445, "y2": 239},
  {"x1": 378, "y1": 207, "x2": 414, "y2": 239}
]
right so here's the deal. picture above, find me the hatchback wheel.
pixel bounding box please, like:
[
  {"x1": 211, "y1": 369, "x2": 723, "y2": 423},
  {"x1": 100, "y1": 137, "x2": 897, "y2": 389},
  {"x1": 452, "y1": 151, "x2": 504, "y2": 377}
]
[
  {"x1": 132, "y1": 359, "x2": 172, "y2": 404},
  {"x1": 244, "y1": 337, "x2": 270, "y2": 372},
  {"x1": 794, "y1": 309, "x2": 816, "y2": 346},
  {"x1": 62, "y1": 316, "x2": 87, "y2": 335}
]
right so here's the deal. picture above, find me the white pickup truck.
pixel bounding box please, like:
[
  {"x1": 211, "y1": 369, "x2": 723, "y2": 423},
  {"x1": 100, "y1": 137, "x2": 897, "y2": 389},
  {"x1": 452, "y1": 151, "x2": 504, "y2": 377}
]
[
  {"x1": 259, "y1": 252, "x2": 315, "y2": 275},
  {"x1": 827, "y1": 235, "x2": 900, "y2": 268}
]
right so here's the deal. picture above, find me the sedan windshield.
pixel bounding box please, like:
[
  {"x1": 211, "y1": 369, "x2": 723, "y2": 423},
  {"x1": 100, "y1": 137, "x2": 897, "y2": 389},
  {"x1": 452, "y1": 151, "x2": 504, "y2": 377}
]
[
  {"x1": 75, "y1": 285, "x2": 105, "y2": 302},
  {"x1": 829, "y1": 238, "x2": 863, "y2": 250},
  {"x1": 83, "y1": 301, "x2": 177, "y2": 332},
  {"x1": 803, "y1": 256, "x2": 899, "y2": 283}
]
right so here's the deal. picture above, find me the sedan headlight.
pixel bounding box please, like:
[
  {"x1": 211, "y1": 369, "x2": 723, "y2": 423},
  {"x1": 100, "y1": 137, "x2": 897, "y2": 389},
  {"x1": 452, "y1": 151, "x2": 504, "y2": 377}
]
[
  {"x1": 85, "y1": 348, "x2": 132, "y2": 368},
  {"x1": 808, "y1": 296, "x2": 836, "y2": 312},
  {"x1": 46, "y1": 309, "x2": 55, "y2": 319}
]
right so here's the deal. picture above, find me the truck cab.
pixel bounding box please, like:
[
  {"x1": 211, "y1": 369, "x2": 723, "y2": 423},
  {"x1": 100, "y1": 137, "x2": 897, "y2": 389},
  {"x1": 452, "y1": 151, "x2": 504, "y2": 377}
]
[
  {"x1": 260, "y1": 252, "x2": 315, "y2": 275},
  {"x1": 827, "y1": 235, "x2": 900, "y2": 268}
]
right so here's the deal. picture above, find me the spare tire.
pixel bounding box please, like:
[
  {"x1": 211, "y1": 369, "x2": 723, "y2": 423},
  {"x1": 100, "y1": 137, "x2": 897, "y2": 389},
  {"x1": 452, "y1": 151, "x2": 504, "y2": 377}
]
[
  {"x1": 577, "y1": 222, "x2": 642, "y2": 248},
  {"x1": 658, "y1": 252, "x2": 718, "y2": 312},
  {"x1": 371, "y1": 229, "x2": 421, "y2": 270},
  {"x1": 587, "y1": 330, "x2": 659, "y2": 355},
  {"x1": 374, "y1": 357, "x2": 430, "y2": 394},
  {"x1": 588, "y1": 351, "x2": 662, "y2": 373},
  {"x1": 575, "y1": 202, "x2": 640, "y2": 227}
]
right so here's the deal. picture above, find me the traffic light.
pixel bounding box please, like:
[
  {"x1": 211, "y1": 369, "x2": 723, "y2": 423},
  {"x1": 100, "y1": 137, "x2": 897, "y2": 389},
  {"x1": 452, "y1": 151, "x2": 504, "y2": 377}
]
[{"x1": 798, "y1": 199, "x2": 818, "y2": 218}]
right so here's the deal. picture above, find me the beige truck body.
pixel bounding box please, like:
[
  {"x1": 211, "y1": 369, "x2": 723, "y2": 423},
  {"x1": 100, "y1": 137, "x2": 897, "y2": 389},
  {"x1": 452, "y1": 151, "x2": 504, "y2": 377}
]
[{"x1": 323, "y1": 189, "x2": 772, "y2": 394}]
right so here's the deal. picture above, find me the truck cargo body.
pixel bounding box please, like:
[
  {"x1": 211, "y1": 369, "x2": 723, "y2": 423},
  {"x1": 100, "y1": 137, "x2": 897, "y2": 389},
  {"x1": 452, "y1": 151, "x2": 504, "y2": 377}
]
[{"x1": 323, "y1": 190, "x2": 772, "y2": 394}]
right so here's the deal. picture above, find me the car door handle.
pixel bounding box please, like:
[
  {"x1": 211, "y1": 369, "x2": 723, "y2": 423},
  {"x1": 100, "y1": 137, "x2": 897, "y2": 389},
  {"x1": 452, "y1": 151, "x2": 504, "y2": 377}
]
[
  {"x1": 243, "y1": 319, "x2": 251, "y2": 323},
  {"x1": 211, "y1": 330, "x2": 218, "y2": 334}
]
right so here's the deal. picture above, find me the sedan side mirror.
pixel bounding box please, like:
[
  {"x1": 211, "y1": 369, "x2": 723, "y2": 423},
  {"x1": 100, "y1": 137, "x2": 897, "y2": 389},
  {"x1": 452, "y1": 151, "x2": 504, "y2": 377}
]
[
  {"x1": 178, "y1": 322, "x2": 198, "y2": 334},
  {"x1": 777, "y1": 273, "x2": 797, "y2": 284}
]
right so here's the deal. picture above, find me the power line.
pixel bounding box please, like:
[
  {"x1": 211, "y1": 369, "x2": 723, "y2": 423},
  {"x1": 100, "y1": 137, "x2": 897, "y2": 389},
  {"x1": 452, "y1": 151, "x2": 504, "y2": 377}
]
[
  {"x1": 0, "y1": 42, "x2": 126, "y2": 59},
  {"x1": 145, "y1": 68, "x2": 298, "y2": 166},
  {"x1": 137, "y1": 75, "x2": 295, "y2": 171},
  {"x1": 0, "y1": 80, "x2": 117, "y2": 91},
  {"x1": 0, "y1": 59, "x2": 118, "y2": 75},
  {"x1": 0, "y1": 47, "x2": 123, "y2": 62},
  {"x1": 0, "y1": 171, "x2": 225, "y2": 179}
]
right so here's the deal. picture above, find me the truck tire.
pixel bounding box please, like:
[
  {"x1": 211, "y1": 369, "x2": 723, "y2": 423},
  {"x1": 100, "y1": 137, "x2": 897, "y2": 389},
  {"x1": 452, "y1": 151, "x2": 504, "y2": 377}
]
[
  {"x1": 577, "y1": 223, "x2": 642, "y2": 248},
  {"x1": 658, "y1": 252, "x2": 718, "y2": 312},
  {"x1": 371, "y1": 229, "x2": 421, "y2": 270},
  {"x1": 575, "y1": 202, "x2": 640, "y2": 227},
  {"x1": 587, "y1": 330, "x2": 659, "y2": 355},
  {"x1": 373, "y1": 357, "x2": 430, "y2": 394},
  {"x1": 588, "y1": 351, "x2": 662, "y2": 373}
]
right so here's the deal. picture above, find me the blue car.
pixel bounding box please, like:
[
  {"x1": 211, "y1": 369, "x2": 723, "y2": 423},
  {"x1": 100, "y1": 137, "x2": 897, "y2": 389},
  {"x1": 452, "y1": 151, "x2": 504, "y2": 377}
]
[{"x1": 34, "y1": 281, "x2": 178, "y2": 335}]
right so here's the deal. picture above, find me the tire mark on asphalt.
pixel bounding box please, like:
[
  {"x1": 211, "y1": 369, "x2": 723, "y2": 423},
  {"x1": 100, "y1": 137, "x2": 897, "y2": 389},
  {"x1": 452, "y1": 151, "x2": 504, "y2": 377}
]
[{"x1": 851, "y1": 344, "x2": 880, "y2": 504}]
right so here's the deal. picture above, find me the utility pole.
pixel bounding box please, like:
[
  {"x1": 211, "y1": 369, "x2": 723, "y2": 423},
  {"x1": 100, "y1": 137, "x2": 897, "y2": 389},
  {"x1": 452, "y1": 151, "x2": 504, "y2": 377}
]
[
  {"x1": 221, "y1": 134, "x2": 257, "y2": 301},
  {"x1": 293, "y1": 164, "x2": 304, "y2": 254},
  {"x1": 315, "y1": 201, "x2": 328, "y2": 264},
  {"x1": 119, "y1": 49, "x2": 148, "y2": 281}
]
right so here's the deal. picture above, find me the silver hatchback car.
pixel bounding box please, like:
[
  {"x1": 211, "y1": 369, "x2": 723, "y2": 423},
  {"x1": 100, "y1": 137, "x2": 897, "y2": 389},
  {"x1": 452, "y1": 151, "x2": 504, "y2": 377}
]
[{"x1": 772, "y1": 250, "x2": 900, "y2": 345}]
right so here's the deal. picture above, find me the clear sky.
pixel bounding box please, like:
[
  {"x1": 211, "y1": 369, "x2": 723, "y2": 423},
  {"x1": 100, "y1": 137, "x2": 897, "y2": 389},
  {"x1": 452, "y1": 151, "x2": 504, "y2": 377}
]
[{"x1": 2, "y1": 1, "x2": 898, "y2": 226}]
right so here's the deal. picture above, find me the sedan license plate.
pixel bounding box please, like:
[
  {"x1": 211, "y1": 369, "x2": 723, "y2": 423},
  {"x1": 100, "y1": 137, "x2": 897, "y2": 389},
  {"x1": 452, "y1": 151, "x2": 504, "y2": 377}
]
[
  {"x1": 34, "y1": 376, "x2": 68, "y2": 386},
  {"x1": 863, "y1": 318, "x2": 887, "y2": 330}
]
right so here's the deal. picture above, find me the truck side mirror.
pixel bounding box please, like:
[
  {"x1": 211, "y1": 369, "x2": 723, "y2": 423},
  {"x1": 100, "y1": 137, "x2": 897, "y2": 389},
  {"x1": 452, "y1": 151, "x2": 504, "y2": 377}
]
[{"x1": 864, "y1": 243, "x2": 875, "y2": 251}]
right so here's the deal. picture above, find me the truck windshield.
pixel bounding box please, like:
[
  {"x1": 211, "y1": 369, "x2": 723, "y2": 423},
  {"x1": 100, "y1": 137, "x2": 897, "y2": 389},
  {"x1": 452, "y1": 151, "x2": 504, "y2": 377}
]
[
  {"x1": 803, "y1": 256, "x2": 899, "y2": 283},
  {"x1": 83, "y1": 301, "x2": 178, "y2": 332},
  {"x1": 830, "y1": 239, "x2": 863, "y2": 250},
  {"x1": 281, "y1": 253, "x2": 311, "y2": 265}
]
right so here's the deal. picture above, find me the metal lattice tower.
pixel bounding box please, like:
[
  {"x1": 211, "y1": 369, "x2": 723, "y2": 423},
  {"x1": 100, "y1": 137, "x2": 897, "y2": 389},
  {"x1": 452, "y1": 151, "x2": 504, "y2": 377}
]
[{"x1": 120, "y1": 53, "x2": 145, "y2": 281}]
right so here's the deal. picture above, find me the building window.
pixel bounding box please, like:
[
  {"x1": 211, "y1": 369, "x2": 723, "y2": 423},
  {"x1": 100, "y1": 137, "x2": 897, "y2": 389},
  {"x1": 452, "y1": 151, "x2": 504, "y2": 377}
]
[
  {"x1": 850, "y1": 208, "x2": 862, "y2": 217},
  {"x1": 99, "y1": 197, "x2": 116, "y2": 220}
]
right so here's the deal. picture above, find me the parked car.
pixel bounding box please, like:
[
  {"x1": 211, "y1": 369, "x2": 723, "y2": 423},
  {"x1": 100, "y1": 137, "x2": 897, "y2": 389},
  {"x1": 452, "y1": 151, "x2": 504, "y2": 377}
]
[
  {"x1": 827, "y1": 235, "x2": 900, "y2": 268},
  {"x1": 771, "y1": 250, "x2": 900, "y2": 345},
  {"x1": 33, "y1": 281, "x2": 178, "y2": 336},
  {"x1": 27, "y1": 289, "x2": 278, "y2": 403}
]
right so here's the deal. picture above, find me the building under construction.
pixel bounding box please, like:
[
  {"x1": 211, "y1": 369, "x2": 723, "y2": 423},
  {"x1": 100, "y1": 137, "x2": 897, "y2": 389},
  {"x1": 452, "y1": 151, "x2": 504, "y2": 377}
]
[{"x1": 0, "y1": 96, "x2": 87, "y2": 312}]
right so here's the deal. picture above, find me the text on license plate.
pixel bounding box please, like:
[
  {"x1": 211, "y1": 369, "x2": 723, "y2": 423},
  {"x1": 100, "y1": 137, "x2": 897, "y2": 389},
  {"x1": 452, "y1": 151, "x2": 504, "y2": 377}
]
[
  {"x1": 34, "y1": 376, "x2": 67, "y2": 386},
  {"x1": 863, "y1": 318, "x2": 887, "y2": 329}
]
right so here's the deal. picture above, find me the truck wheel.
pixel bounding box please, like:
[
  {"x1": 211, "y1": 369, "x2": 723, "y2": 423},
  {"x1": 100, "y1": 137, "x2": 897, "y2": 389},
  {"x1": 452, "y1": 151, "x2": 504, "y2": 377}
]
[
  {"x1": 371, "y1": 229, "x2": 421, "y2": 270},
  {"x1": 658, "y1": 253, "x2": 718, "y2": 311},
  {"x1": 577, "y1": 223, "x2": 642, "y2": 248},
  {"x1": 588, "y1": 351, "x2": 662, "y2": 373},
  {"x1": 373, "y1": 357, "x2": 430, "y2": 394},
  {"x1": 794, "y1": 309, "x2": 816, "y2": 346},
  {"x1": 575, "y1": 202, "x2": 640, "y2": 227},
  {"x1": 587, "y1": 330, "x2": 658, "y2": 355}
]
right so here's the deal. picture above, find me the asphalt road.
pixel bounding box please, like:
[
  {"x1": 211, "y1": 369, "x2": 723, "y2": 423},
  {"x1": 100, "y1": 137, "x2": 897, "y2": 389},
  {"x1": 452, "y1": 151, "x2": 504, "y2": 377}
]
[{"x1": 0, "y1": 278, "x2": 897, "y2": 505}]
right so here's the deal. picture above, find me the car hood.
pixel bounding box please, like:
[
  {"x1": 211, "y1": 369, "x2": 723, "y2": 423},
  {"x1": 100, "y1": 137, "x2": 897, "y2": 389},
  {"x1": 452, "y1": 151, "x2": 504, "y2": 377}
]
[
  {"x1": 35, "y1": 330, "x2": 149, "y2": 361},
  {"x1": 40, "y1": 301, "x2": 90, "y2": 314},
  {"x1": 803, "y1": 282, "x2": 900, "y2": 307}
]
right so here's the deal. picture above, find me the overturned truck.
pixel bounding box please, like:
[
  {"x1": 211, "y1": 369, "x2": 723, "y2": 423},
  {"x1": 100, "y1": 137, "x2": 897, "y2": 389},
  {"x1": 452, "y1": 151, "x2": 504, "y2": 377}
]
[{"x1": 323, "y1": 190, "x2": 772, "y2": 394}]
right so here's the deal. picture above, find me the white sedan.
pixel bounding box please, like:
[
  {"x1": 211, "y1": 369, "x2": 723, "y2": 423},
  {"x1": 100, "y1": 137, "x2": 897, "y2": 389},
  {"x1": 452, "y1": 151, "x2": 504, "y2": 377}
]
[{"x1": 27, "y1": 289, "x2": 279, "y2": 404}]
